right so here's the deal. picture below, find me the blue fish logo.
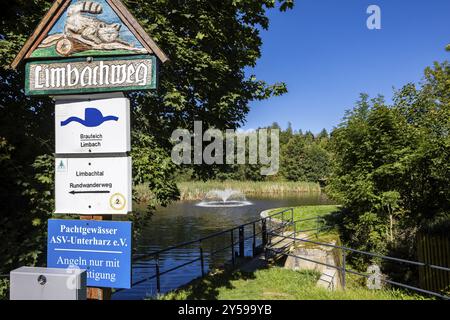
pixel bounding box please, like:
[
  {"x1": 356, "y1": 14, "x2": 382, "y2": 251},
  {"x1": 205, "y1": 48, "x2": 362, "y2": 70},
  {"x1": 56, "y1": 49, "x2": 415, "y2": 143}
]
[{"x1": 61, "y1": 108, "x2": 119, "y2": 127}]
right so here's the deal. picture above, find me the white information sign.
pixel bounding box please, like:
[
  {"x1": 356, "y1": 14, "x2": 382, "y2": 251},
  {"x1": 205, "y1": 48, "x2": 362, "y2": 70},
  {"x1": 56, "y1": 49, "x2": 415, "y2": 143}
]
[
  {"x1": 55, "y1": 95, "x2": 130, "y2": 154},
  {"x1": 55, "y1": 157, "x2": 132, "y2": 215}
]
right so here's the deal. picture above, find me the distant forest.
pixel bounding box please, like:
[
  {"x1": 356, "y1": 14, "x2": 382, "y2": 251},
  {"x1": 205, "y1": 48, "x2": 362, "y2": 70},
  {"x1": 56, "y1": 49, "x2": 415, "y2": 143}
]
[{"x1": 175, "y1": 123, "x2": 332, "y2": 183}]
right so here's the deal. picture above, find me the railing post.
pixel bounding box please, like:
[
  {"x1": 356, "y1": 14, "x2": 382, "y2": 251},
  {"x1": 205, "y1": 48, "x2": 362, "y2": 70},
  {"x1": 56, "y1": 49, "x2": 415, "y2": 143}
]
[
  {"x1": 269, "y1": 216, "x2": 273, "y2": 245},
  {"x1": 291, "y1": 209, "x2": 296, "y2": 245},
  {"x1": 262, "y1": 219, "x2": 267, "y2": 246},
  {"x1": 293, "y1": 219, "x2": 297, "y2": 246},
  {"x1": 252, "y1": 222, "x2": 256, "y2": 257},
  {"x1": 200, "y1": 242, "x2": 205, "y2": 277},
  {"x1": 239, "y1": 226, "x2": 245, "y2": 258},
  {"x1": 231, "y1": 230, "x2": 235, "y2": 266},
  {"x1": 316, "y1": 215, "x2": 320, "y2": 236},
  {"x1": 342, "y1": 250, "x2": 346, "y2": 289},
  {"x1": 155, "y1": 254, "x2": 161, "y2": 294}
]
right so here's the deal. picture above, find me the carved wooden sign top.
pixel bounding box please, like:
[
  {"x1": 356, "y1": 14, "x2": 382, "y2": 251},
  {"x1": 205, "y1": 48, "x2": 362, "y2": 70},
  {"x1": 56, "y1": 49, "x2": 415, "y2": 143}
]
[
  {"x1": 34, "y1": 0, "x2": 148, "y2": 58},
  {"x1": 13, "y1": 0, "x2": 168, "y2": 96}
]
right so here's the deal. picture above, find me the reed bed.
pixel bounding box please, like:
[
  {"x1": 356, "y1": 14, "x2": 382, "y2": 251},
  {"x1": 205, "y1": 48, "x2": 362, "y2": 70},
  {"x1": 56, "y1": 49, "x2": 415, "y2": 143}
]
[{"x1": 177, "y1": 180, "x2": 321, "y2": 201}]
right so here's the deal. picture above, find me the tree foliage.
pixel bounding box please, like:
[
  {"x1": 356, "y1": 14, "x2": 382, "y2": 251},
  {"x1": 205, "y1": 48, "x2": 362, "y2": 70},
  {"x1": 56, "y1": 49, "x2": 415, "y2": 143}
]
[
  {"x1": 327, "y1": 62, "x2": 450, "y2": 268},
  {"x1": 174, "y1": 122, "x2": 332, "y2": 183},
  {"x1": 281, "y1": 133, "x2": 331, "y2": 182},
  {"x1": 0, "y1": 0, "x2": 294, "y2": 274}
]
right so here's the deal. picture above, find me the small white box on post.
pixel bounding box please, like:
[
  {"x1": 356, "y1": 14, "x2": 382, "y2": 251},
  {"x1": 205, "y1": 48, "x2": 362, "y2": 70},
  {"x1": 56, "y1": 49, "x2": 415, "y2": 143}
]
[{"x1": 10, "y1": 267, "x2": 87, "y2": 300}]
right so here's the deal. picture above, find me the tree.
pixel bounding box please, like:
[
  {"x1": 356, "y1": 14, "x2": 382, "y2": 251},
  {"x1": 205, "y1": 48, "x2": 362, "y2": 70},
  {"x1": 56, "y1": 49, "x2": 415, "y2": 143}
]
[
  {"x1": 0, "y1": 0, "x2": 294, "y2": 274},
  {"x1": 280, "y1": 128, "x2": 331, "y2": 183},
  {"x1": 126, "y1": 0, "x2": 292, "y2": 153},
  {"x1": 279, "y1": 122, "x2": 294, "y2": 146},
  {"x1": 302, "y1": 143, "x2": 331, "y2": 182},
  {"x1": 280, "y1": 135, "x2": 305, "y2": 181},
  {"x1": 317, "y1": 128, "x2": 329, "y2": 140},
  {"x1": 327, "y1": 62, "x2": 450, "y2": 269},
  {"x1": 327, "y1": 95, "x2": 410, "y2": 256}
]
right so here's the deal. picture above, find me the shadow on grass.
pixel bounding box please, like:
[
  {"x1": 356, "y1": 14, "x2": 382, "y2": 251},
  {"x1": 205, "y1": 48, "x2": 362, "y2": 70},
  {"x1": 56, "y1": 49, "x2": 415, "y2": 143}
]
[{"x1": 160, "y1": 258, "x2": 269, "y2": 300}]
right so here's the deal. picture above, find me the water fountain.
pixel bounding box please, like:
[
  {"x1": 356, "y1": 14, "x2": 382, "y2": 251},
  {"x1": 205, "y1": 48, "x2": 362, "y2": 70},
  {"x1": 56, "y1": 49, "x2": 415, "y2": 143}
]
[{"x1": 196, "y1": 189, "x2": 252, "y2": 207}]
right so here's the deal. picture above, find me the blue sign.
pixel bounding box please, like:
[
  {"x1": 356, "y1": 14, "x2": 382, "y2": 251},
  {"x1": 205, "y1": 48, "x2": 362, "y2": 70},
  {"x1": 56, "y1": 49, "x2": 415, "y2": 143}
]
[
  {"x1": 61, "y1": 108, "x2": 119, "y2": 127},
  {"x1": 47, "y1": 219, "x2": 132, "y2": 289}
]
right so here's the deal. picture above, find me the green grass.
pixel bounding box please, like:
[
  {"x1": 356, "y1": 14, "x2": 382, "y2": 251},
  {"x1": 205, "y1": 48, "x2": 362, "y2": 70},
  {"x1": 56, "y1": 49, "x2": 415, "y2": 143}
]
[
  {"x1": 271, "y1": 205, "x2": 341, "y2": 228},
  {"x1": 160, "y1": 267, "x2": 429, "y2": 300},
  {"x1": 159, "y1": 204, "x2": 430, "y2": 300},
  {"x1": 178, "y1": 180, "x2": 321, "y2": 200},
  {"x1": 270, "y1": 205, "x2": 342, "y2": 245}
]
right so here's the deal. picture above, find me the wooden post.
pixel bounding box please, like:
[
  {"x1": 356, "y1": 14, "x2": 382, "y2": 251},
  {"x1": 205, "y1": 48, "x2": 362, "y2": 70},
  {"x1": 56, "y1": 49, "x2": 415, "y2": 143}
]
[{"x1": 80, "y1": 215, "x2": 113, "y2": 300}]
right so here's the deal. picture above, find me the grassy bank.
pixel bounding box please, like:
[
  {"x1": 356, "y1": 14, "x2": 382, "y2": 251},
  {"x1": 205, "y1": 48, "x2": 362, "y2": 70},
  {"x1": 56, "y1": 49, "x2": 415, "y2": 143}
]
[
  {"x1": 159, "y1": 204, "x2": 428, "y2": 300},
  {"x1": 178, "y1": 181, "x2": 321, "y2": 200},
  {"x1": 271, "y1": 205, "x2": 341, "y2": 227},
  {"x1": 270, "y1": 205, "x2": 341, "y2": 244},
  {"x1": 161, "y1": 267, "x2": 427, "y2": 300}
]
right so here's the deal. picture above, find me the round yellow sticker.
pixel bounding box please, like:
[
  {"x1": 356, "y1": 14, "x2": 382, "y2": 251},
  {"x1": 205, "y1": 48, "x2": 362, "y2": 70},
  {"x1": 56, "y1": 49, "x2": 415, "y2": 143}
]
[{"x1": 110, "y1": 193, "x2": 126, "y2": 211}]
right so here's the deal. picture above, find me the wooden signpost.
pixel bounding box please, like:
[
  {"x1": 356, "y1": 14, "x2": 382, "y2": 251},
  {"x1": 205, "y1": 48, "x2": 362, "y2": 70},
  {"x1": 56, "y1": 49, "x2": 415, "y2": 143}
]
[{"x1": 13, "y1": 0, "x2": 168, "y2": 300}]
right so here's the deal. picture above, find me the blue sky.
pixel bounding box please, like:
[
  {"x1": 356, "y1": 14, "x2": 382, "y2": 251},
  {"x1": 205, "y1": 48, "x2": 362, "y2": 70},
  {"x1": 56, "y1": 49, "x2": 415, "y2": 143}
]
[{"x1": 243, "y1": 0, "x2": 450, "y2": 133}]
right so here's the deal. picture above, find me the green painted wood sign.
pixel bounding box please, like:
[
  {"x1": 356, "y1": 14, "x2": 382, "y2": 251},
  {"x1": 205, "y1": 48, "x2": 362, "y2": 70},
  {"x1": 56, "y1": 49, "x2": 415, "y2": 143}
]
[
  {"x1": 26, "y1": 55, "x2": 157, "y2": 96},
  {"x1": 12, "y1": 0, "x2": 168, "y2": 96}
]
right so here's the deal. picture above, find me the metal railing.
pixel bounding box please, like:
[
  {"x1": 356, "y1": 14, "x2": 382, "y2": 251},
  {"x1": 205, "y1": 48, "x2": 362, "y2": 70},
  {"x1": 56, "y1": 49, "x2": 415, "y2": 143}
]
[
  {"x1": 265, "y1": 216, "x2": 450, "y2": 300},
  {"x1": 117, "y1": 208, "x2": 295, "y2": 294},
  {"x1": 2, "y1": 207, "x2": 448, "y2": 300}
]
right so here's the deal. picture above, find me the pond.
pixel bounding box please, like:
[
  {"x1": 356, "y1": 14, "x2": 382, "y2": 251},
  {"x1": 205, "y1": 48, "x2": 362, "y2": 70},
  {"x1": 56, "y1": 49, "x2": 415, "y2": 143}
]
[{"x1": 113, "y1": 192, "x2": 334, "y2": 300}]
